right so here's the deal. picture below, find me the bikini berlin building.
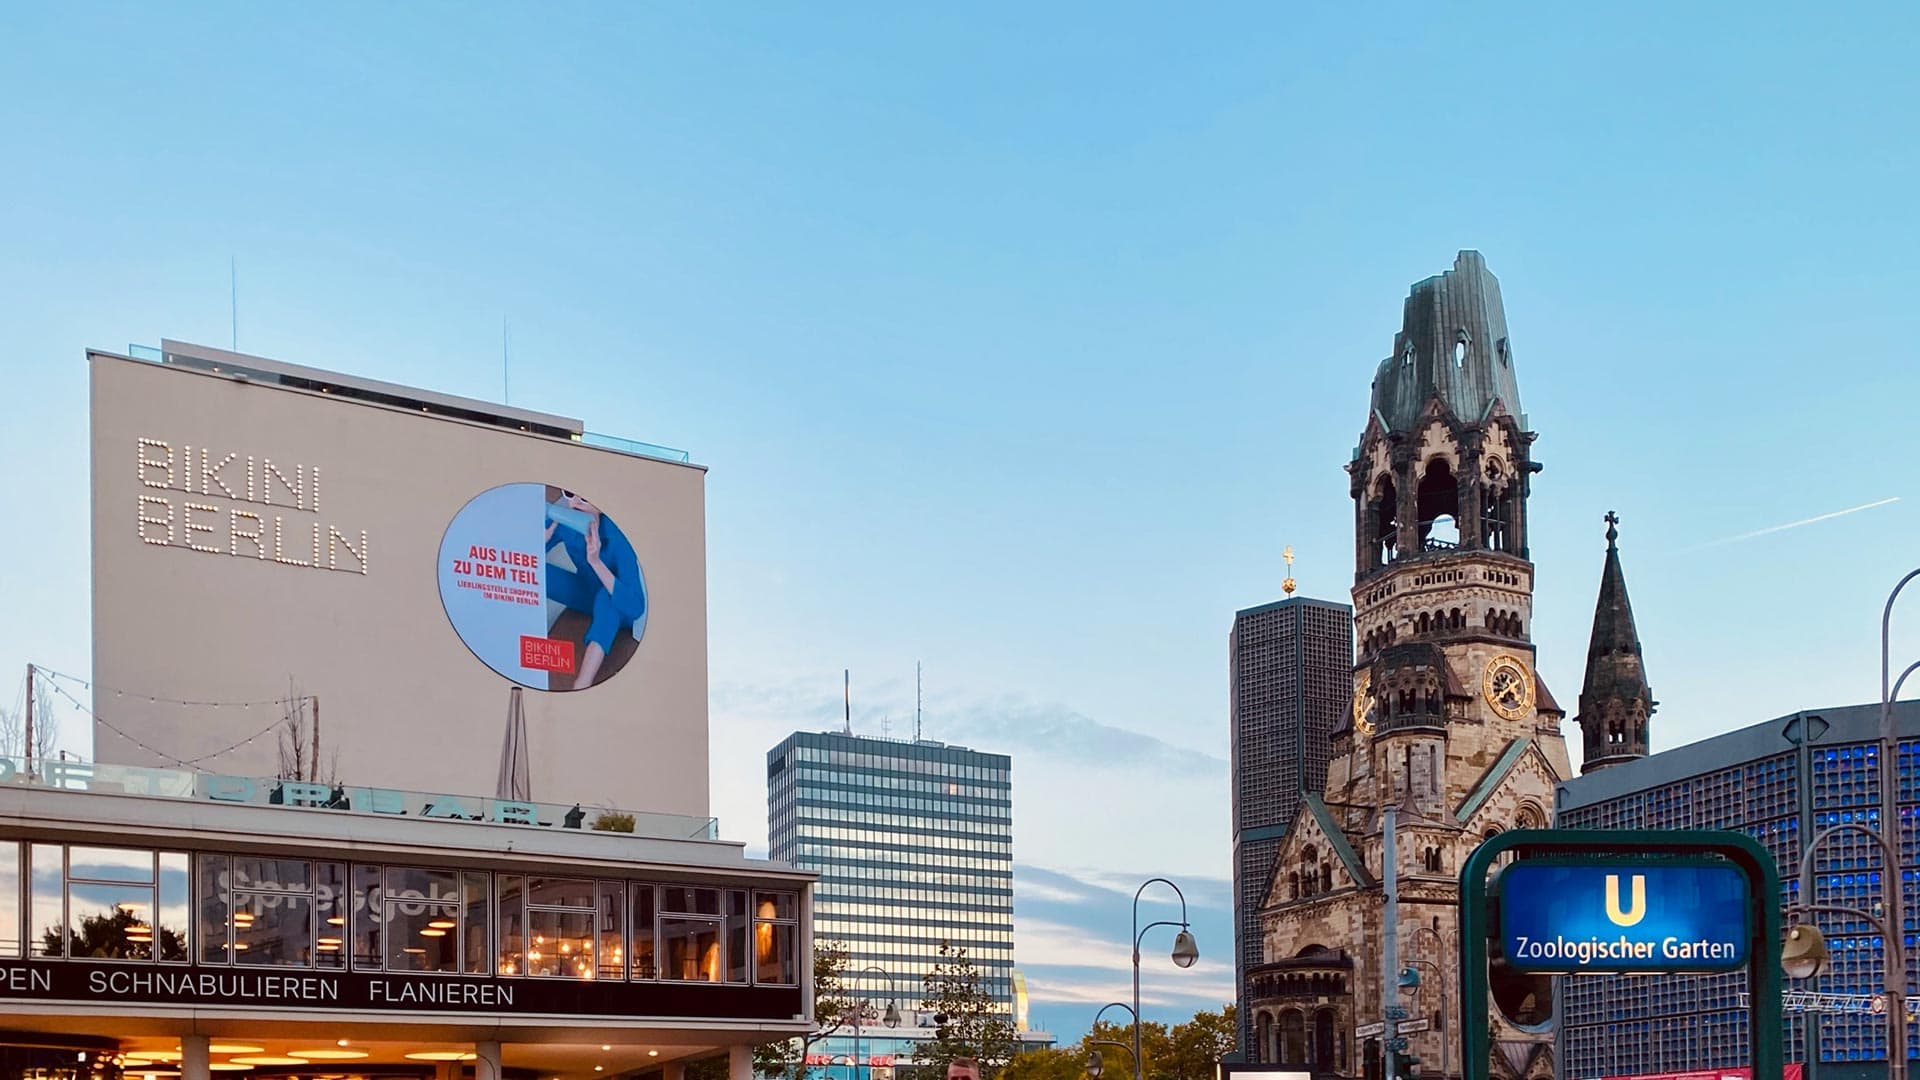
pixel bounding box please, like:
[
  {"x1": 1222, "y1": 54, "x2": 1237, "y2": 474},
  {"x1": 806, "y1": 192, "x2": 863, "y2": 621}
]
[{"x1": 0, "y1": 341, "x2": 813, "y2": 1080}]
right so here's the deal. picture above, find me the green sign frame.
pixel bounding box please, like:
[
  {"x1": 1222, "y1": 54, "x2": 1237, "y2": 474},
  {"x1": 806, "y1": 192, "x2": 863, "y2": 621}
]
[{"x1": 1457, "y1": 828, "x2": 1783, "y2": 1080}]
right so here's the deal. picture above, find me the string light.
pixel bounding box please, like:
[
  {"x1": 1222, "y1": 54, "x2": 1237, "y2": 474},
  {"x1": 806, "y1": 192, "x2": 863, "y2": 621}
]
[{"x1": 37, "y1": 672, "x2": 301, "y2": 769}]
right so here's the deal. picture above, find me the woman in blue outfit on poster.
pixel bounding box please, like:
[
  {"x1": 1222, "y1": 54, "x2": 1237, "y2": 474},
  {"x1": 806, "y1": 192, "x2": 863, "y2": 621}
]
[{"x1": 544, "y1": 492, "x2": 645, "y2": 689}]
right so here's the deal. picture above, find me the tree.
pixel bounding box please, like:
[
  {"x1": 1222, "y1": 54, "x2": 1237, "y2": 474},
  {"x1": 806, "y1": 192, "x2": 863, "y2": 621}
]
[
  {"x1": 275, "y1": 687, "x2": 336, "y2": 784},
  {"x1": 916, "y1": 941, "x2": 1017, "y2": 1079},
  {"x1": 1, "y1": 673, "x2": 60, "y2": 761},
  {"x1": 1075, "y1": 1006, "x2": 1232, "y2": 1080},
  {"x1": 998, "y1": 1049, "x2": 1083, "y2": 1080},
  {"x1": 756, "y1": 939, "x2": 858, "y2": 1080},
  {"x1": 1166, "y1": 1007, "x2": 1235, "y2": 1080},
  {"x1": 41, "y1": 906, "x2": 185, "y2": 962}
]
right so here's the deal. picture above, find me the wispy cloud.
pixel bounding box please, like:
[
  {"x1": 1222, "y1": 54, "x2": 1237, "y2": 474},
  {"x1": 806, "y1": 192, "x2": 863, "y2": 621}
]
[{"x1": 1684, "y1": 496, "x2": 1901, "y2": 551}]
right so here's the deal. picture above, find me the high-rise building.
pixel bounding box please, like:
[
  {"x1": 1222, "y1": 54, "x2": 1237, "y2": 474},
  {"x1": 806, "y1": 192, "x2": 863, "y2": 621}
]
[
  {"x1": 767, "y1": 730, "x2": 1015, "y2": 1051},
  {"x1": 1245, "y1": 252, "x2": 1573, "y2": 1080},
  {"x1": 1230, "y1": 595, "x2": 1353, "y2": 1057},
  {"x1": 1558, "y1": 700, "x2": 1920, "y2": 1077}
]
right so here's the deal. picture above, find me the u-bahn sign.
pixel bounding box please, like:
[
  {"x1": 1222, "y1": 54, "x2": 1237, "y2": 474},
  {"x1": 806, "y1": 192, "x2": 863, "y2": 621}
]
[
  {"x1": 1498, "y1": 860, "x2": 1752, "y2": 973},
  {"x1": 1459, "y1": 829, "x2": 1783, "y2": 1080}
]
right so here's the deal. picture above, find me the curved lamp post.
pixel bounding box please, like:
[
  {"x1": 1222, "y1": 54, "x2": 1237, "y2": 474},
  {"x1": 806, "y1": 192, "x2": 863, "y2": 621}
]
[
  {"x1": 1406, "y1": 923, "x2": 1458, "y2": 1080},
  {"x1": 1880, "y1": 569, "x2": 1920, "y2": 1080},
  {"x1": 1132, "y1": 879, "x2": 1199, "y2": 1080},
  {"x1": 1086, "y1": 1002, "x2": 1141, "y2": 1080},
  {"x1": 844, "y1": 965, "x2": 901, "y2": 1080}
]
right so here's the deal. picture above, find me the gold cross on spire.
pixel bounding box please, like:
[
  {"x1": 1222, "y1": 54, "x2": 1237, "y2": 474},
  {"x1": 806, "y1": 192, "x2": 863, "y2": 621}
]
[{"x1": 1282, "y1": 545, "x2": 1297, "y2": 596}]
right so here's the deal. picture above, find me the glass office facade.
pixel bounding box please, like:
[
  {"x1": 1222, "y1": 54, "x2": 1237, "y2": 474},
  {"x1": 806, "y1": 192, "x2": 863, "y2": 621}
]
[
  {"x1": 767, "y1": 731, "x2": 1014, "y2": 1021},
  {"x1": 1557, "y1": 701, "x2": 1920, "y2": 1079}
]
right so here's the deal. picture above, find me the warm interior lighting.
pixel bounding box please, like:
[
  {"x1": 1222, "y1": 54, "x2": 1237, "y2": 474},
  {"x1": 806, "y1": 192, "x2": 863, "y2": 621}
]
[
  {"x1": 403, "y1": 947, "x2": 427, "y2": 955},
  {"x1": 127, "y1": 1054, "x2": 182, "y2": 1064},
  {"x1": 327, "y1": 916, "x2": 346, "y2": 926},
  {"x1": 336, "y1": 1041, "x2": 350, "y2": 1048},
  {"x1": 428, "y1": 919, "x2": 457, "y2": 929},
  {"x1": 419, "y1": 928, "x2": 447, "y2": 938},
  {"x1": 601, "y1": 1046, "x2": 611, "y2": 1053},
  {"x1": 403, "y1": 1053, "x2": 478, "y2": 1062},
  {"x1": 208, "y1": 1065, "x2": 256, "y2": 1072},
  {"x1": 648, "y1": 1052, "x2": 659, "y2": 1058},
  {"x1": 230, "y1": 1058, "x2": 309, "y2": 1067},
  {"x1": 233, "y1": 942, "x2": 250, "y2": 950},
  {"x1": 288, "y1": 1051, "x2": 370, "y2": 1060},
  {"x1": 209, "y1": 1046, "x2": 265, "y2": 1055},
  {"x1": 317, "y1": 937, "x2": 343, "y2": 946}
]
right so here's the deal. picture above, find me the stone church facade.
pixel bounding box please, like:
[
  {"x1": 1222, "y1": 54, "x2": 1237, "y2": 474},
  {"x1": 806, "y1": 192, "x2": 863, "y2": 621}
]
[{"x1": 1244, "y1": 252, "x2": 1645, "y2": 1080}]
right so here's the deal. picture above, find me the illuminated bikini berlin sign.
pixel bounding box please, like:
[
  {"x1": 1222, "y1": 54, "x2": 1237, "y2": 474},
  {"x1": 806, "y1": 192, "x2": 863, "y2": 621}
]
[{"x1": 1498, "y1": 861, "x2": 1752, "y2": 973}]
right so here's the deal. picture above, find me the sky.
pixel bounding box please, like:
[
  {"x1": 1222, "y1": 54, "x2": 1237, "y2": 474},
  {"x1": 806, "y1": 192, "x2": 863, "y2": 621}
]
[{"x1": 4, "y1": 1, "x2": 1920, "y2": 1037}]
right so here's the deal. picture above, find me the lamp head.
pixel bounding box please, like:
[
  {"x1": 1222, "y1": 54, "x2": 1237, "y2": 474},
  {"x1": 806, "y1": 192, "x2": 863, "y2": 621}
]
[
  {"x1": 1085, "y1": 1050, "x2": 1103, "y2": 1080},
  {"x1": 884, "y1": 1001, "x2": 901, "y2": 1028},
  {"x1": 1170, "y1": 928, "x2": 1199, "y2": 969},
  {"x1": 1398, "y1": 966, "x2": 1421, "y2": 989},
  {"x1": 1782, "y1": 923, "x2": 1830, "y2": 981}
]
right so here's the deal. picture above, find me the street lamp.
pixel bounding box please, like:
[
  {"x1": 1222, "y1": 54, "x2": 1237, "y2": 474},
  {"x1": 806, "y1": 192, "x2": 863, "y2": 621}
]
[
  {"x1": 1879, "y1": 569, "x2": 1920, "y2": 1080},
  {"x1": 1133, "y1": 879, "x2": 1200, "y2": 1080},
  {"x1": 1088, "y1": 1003, "x2": 1140, "y2": 1080},
  {"x1": 843, "y1": 965, "x2": 901, "y2": 1080},
  {"x1": 1408, "y1": 922, "x2": 1458, "y2": 1080}
]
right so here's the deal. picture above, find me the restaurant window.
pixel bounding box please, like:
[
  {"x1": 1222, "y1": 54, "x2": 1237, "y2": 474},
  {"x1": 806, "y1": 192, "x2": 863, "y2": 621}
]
[
  {"x1": 30, "y1": 844, "x2": 63, "y2": 957},
  {"x1": 222, "y1": 856, "x2": 338, "y2": 968},
  {"x1": 314, "y1": 862, "x2": 348, "y2": 969},
  {"x1": 661, "y1": 886, "x2": 723, "y2": 982},
  {"x1": 351, "y1": 864, "x2": 383, "y2": 970},
  {"x1": 383, "y1": 867, "x2": 462, "y2": 973},
  {"x1": 629, "y1": 883, "x2": 657, "y2": 979},
  {"x1": 0, "y1": 842, "x2": 18, "y2": 958},
  {"x1": 726, "y1": 891, "x2": 750, "y2": 983},
  {"x1": 597, "y1": 881, "x2": 625, "y2": 980},
  {"x1": 33, "y1": 845, "x2": 191, "y2": 963},
  {"x1": 499, "y1": 875, "x2": 597, "y2": 979},
  {"x1": 754, "y1": 891, "x2": 799, "y2": 985},
  {"x1": 462, "y1": 872, "x2": 490, "y2": 975}
]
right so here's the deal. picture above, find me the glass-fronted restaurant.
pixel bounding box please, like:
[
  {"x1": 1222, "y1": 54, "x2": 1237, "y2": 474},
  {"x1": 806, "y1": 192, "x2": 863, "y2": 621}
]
[{"x1": 0, "y1": 758, "x2": 814, "y2": 1080}]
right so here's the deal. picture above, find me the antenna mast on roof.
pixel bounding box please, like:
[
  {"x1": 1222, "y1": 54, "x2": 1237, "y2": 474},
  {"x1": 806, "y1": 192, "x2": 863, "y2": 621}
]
[
  {"x1": 843, "y1": 669, "x2": 851, "y2": 735},
  {"x1": 915, "y1": 661, "x2": 923, "y2": 741}
]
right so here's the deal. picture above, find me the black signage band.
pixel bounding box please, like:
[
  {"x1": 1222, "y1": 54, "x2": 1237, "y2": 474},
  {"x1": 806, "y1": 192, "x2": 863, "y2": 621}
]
[{"x1": 0, "y1": 961, "x2": 802, "y2": 1021}]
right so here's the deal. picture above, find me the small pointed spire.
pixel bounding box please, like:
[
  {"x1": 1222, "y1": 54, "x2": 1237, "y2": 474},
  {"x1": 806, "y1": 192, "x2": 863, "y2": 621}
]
[{"x1": 1577, "y1": 512, "x2": 1654, "y2": 773}]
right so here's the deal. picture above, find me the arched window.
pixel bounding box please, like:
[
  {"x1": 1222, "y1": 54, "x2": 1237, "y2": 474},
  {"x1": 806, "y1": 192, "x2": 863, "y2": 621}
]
[
  {"x1": 1255, "y1": 1012, "x2": 1275, "y2": 1064},
  {"x1": 1417, "y1": 612, "x2": 1430, "y2": 634},
  {"x1": 1417, "y1": 458, "x2": 1460, "y2": 550},
  {"x1": 1371, "y1": 476, "x2": 1400, "y2": 567},
  {"x1": 1312, "y1": 1009, "x2": 1337, "y2": 1068},
  {"x1": 1450, "y1": 607, "x2": 1463, "y2": 630},
  {"x1": 1287, "y1": 872, "x2": 1300, "y2": 900},
  {"x1": 1280, "y1": 1010, "x2": 1307, "y2": 1065},
  {"x1": 1320, "y1": 862, "x2": 1333, "y2": 894}
]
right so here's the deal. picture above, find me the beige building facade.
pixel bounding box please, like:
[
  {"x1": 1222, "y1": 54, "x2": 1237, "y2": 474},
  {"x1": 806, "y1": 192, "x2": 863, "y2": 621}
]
[
  {"x1": 89, "y1": 341, "x2": 711, "y2": 820},
  {"x1": 1246, "y1": 253, "x2": 1569, "y2": 1080}
]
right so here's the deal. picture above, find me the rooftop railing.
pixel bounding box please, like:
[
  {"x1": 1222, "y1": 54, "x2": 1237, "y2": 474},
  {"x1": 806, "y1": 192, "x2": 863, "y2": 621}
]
[{"x1": 0, "y1": 756, "x2": 719, "y2": 842}]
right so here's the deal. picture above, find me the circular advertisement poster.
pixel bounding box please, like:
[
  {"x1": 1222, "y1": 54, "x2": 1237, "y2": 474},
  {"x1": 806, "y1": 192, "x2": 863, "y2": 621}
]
[{"x1": 436, "y1": 483, "x2": 648, "y2": 691}]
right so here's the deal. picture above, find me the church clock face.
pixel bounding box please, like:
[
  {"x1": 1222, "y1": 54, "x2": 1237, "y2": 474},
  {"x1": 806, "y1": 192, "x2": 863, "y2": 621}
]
[
  {"x1": 1353, "y1": 668, "x2": 1376, "y2": 737},
  {"x1": 1482, "y1": 654, "x2": 1535, "y2": 720}
]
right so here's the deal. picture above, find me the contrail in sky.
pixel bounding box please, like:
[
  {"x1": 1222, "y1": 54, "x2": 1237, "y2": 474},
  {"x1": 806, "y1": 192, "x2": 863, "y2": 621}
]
[{"x1": 1692, "y1": 496, "x2": 1901, "y2": 550}]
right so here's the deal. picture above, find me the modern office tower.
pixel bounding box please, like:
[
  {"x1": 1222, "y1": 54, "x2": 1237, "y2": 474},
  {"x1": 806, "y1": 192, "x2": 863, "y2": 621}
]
[
  {"x1": 768, "y1": 731, "x2": 1014, "y2": 1047},
  {"x1": 1229, "y1": 595, "x2": 1353, "y2": 1058},
  {"x1": 1559, "y1": 700, "x2": 1920, "y2": 1077}
]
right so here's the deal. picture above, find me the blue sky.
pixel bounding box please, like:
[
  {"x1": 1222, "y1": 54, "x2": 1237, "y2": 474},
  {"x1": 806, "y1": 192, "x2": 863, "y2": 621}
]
[{"x1": 4, "y1": 2, "x2": 1920, "y2": 1034}]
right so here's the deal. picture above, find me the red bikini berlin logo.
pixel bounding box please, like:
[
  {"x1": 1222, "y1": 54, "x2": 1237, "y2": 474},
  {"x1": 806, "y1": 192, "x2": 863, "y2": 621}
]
[{"x1": 519, "y1": 636, "x2": 576, "y2": 674}]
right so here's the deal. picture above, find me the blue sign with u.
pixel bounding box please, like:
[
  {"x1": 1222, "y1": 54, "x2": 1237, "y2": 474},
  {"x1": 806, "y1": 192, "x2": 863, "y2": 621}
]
[{"x1": 1498, "y1": 861, "x2": 1752, "y2": 973}]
